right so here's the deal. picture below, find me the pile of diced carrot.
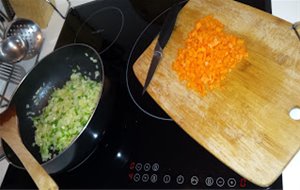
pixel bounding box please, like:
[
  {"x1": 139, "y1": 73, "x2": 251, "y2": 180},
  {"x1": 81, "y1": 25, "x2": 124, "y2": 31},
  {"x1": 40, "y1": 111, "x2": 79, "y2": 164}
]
[{"x1": 172, "y1": 15, "x2": 248, "y2": 96}]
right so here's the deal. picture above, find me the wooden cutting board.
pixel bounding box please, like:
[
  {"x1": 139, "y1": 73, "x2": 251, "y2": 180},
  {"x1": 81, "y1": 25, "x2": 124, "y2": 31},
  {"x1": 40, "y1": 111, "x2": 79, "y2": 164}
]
[
  {"x1": 9, "y1": 0, "x2": 55, "y2": 28},
  {"x1": 133, "y1": 0, "x2": 300, "y2": 187}
]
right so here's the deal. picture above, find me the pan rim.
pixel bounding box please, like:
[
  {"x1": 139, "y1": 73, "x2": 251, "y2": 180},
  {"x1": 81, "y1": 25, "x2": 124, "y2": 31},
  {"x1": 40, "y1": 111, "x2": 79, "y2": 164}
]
[{"x1": 2, "y1": 43, "x2": 105, "y2": 170}]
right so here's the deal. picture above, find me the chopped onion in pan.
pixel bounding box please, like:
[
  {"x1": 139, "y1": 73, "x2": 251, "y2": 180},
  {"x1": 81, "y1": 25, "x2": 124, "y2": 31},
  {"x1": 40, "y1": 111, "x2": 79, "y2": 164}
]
[{"x1": 32, "y1": 72, "x2": 102, "y2": 161}]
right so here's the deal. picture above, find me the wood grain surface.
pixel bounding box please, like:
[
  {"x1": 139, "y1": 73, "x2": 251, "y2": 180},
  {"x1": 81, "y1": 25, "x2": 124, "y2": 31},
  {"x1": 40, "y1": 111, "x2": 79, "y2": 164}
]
[
  {"x1": 0, "y1": 107, "x2": 58, "y2": 190},
  {"x1": 9, "y1": 0, "x2": 55, "y2": 28},
  {"x1": 133, "y1": 0, "x2": 300, "y2": 187}
]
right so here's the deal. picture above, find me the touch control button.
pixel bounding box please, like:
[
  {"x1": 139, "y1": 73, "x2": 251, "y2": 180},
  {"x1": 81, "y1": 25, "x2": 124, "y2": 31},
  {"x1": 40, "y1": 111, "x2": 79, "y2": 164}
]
[
  {"x1": 144, "y1": 163, "x2": 151, "y2": 171},
  {"x1": 142, "y1": 174, "x2": 149, "y2": 182},
  {"x1": 163, "y1": 175, "x2": 171, "y2": 184},
  {"x1": 205, "y1": 177, "x2": 214, "y2": 186},
  {"x1": 135, "y1": 163, "x2": 142, "y2": 171},
  {"x1": 191, "y1": 176, "x2": 199, "y2": 186},
  {"x1": 216, "y1": 177, "x2": 225, "y2": 187},
  {"x1": 227, "y1": 178, "x2": 237, "y2": 187},
  {"x1": 150, "y1": 174, "x2": 158, "y2": 183},
  {"x1": 152, "y1": 163, "x2": 159, "y2": 171},
  {"x1": 133, "y1": 173, "x2": 141, "y2": 182},
  {"x1": 176, "y1": 175, "x2": 185, "y2": 185}
]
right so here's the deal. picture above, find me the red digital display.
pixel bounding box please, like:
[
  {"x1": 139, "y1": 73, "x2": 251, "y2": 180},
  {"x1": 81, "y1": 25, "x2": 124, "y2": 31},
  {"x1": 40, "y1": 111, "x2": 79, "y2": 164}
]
[
  {"x1": 129, "y1": 162, "x2": 135, "y2": 170},
  {"x1": 240, "y1": 178, "x2": 247, "y2": 188},
  {"x1": 128, "y1": 172, "x2": 134, "y2": 180}
]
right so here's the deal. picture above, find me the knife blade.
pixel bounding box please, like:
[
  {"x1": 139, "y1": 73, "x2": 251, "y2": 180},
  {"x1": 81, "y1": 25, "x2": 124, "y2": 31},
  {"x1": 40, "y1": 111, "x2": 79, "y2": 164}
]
[{"x1": 142, "y1": 2, "x2": 183, "y2": 95}]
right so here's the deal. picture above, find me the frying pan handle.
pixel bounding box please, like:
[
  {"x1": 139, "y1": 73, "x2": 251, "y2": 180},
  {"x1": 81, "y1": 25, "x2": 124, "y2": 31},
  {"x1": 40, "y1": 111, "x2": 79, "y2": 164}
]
[{"x1": 0, "y1": 140, "x2": 6, "y2": 161}]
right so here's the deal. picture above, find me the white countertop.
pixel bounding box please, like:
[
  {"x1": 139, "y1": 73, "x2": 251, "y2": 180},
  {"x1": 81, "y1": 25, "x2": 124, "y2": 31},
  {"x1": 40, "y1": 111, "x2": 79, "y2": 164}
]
[{"x1": 0, "y1": 0, "x2": 299, "y2": 189}]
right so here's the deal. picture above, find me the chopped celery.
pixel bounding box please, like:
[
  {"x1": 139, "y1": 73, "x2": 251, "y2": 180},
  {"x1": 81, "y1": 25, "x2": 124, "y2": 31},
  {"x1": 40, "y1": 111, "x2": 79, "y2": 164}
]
[{"x1": 32, "y1": 72, "x2": 102, "y2": 161}]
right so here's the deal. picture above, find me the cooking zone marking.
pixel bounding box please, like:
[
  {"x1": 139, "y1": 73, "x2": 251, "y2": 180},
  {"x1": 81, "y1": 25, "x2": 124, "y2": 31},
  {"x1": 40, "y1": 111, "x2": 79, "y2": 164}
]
[
  {"x1": 126, "y1": 5, "x2": 179, "y2": 121},
  {"x1": 74, "y1": 6, "x2": 124, "y2": 54}
]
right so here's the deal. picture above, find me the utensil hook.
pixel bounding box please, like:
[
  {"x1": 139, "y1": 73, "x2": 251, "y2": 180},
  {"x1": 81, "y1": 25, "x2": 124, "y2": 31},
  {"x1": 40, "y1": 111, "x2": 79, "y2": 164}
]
[
  {"x1": 292, "y1": 21, "x2": 300, "y2": 41},
  {"x1": 45, "y1": 0, "x2": 71, "y2": 19}
]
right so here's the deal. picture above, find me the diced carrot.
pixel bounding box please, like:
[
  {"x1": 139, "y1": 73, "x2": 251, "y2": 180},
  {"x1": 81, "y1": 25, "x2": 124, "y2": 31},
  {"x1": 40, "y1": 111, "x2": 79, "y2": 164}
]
[{"x1": 172, "y1": 15, "x2": 248, "y2": 96}]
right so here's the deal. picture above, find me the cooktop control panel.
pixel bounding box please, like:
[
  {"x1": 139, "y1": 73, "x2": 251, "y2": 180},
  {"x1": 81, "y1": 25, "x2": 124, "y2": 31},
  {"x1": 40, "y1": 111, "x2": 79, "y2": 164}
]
[{"x1": 126, "y1": 161, "x2": 260, "y2": 189}]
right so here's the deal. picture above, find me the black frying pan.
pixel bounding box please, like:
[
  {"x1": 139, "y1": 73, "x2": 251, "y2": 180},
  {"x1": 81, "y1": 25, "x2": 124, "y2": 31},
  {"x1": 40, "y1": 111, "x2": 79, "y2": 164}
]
[{"x1": 1, "y1": 43, "x2": 115, "y2": 174}]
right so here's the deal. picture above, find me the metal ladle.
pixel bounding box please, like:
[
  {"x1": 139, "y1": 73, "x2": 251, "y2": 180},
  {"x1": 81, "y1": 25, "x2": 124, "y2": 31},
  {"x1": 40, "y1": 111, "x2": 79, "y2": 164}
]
[{"x1": 0, "y1": 35, "x2": 28, "y2": 64}]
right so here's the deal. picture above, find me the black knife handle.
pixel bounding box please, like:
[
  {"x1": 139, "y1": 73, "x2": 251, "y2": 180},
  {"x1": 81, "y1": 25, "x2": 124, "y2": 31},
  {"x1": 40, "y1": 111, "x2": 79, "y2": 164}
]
[
  {"x1": 1, "y1": 0, "x2": 15, "y2": 21},
  {"x1": 158, "y1": 2, "x2": 183, "y2": 49}
]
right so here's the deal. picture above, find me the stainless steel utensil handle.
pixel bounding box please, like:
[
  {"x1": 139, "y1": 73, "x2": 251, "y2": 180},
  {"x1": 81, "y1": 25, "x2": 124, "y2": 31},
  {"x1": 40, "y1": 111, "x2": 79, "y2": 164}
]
[
  {"x1": 45, "y1": 0, "x2": 71, "y2": 19},
  {"x1": 0, "y1": 140, "x2": 5, "y2": 161}
]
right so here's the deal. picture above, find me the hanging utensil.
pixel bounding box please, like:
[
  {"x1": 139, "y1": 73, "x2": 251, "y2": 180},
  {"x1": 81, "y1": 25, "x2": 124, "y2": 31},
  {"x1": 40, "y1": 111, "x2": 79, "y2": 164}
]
[
  {"x1": 1, "y1": 0, "x2": 15, "y2": 21},
  {"x1": 5, "y1": 18, "x2": 43, "y2": 60},
  {"x1": 142, "y1": 2, "x2": 183, "y2": 94},
  {"x1": 0, "y1": 35, "x2": 28, "y2": 63},
  {"x1": 0, "y1": 62, "x2": 26, "y2": 115},
  {"x1": 0, "y1": 106, "x2": 58, "y2": 189},
  {"x1": 0, "y1": 13, "x2": 7, "y2": 37}
]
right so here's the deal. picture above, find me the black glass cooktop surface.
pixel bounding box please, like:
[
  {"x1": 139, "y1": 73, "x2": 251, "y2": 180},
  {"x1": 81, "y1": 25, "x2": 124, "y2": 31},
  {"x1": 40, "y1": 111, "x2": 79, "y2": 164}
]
[{"x1": 1, "y1": 0, "x2": 282, "y2": 189}]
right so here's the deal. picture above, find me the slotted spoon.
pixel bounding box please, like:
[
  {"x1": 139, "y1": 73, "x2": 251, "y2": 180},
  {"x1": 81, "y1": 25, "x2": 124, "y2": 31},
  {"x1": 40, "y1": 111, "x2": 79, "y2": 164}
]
[{"x1": 5, "y1": 18, "x2": 43, "y2": 60}]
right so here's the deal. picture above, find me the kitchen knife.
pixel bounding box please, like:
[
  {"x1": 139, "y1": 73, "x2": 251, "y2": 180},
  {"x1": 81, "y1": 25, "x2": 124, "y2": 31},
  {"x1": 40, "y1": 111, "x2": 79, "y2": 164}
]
[{"x1": 142, "y1": 2, "x2": 183, "y2": 95}]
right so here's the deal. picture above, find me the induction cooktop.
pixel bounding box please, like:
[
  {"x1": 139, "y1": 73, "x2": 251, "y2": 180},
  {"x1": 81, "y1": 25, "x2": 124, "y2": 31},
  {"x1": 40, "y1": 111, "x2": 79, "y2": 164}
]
[{"x1": 1, "y1": 0, "x2": 282, "y2": 189}]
